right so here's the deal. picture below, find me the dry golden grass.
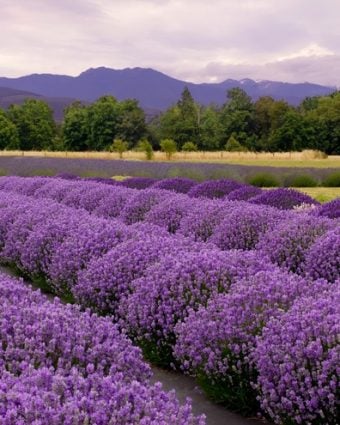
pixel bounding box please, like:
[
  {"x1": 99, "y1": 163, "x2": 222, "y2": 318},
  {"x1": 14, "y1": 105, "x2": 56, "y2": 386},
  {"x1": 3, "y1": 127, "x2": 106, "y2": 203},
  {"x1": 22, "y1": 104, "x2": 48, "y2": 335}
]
[{"x1": 0, "y1": 150, "x2": 339, "y2": 168}]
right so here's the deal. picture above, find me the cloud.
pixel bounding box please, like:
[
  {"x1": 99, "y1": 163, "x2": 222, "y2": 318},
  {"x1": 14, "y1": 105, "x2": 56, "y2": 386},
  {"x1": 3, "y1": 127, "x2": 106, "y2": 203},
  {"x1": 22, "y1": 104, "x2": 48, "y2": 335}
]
[{"x1": 0, "y1": 0, "x2": 340, "y2": 86}]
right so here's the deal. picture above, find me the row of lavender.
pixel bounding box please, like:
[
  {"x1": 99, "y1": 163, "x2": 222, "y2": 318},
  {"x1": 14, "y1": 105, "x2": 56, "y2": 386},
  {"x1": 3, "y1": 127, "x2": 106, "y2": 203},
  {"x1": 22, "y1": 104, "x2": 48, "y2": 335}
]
[
  {"x1": 0, "y1": 177, "x2": 339, "y2": 424},
  {"x1": 0, "y1": 272, "x2": 204, "y2": 424}
]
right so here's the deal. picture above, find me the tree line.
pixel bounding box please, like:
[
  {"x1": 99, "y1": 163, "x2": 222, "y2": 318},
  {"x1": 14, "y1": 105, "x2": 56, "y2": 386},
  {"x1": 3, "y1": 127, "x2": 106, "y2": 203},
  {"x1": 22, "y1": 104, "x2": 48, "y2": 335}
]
[{"x1": 0, "y1": 87, "x2": 339, "y2": 154}]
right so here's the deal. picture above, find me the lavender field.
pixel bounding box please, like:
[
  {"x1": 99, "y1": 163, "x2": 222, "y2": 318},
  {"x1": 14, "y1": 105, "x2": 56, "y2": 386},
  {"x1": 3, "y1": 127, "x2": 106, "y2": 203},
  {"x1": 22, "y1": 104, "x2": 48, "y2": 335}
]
[{"x1": 0, "y1": 175, "x2": 339, "y2": 424}]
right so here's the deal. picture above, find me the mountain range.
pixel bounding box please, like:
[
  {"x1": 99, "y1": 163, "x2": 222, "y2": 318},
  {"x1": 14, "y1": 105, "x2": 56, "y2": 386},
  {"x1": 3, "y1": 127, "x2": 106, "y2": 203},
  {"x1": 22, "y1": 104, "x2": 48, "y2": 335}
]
[{"x1": 0, "y1": 67, "x2": 336, "y2": 120}]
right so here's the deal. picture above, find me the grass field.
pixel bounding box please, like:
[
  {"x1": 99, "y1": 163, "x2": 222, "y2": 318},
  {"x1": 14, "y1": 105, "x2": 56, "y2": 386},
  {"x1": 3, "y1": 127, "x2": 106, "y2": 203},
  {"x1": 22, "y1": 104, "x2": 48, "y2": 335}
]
[
  {"x1": 295, "y1": 187, "x2": 340, "y2": 202},
  {"x1": 0, "y1": 150, "x2": 339, "y2": 169}
]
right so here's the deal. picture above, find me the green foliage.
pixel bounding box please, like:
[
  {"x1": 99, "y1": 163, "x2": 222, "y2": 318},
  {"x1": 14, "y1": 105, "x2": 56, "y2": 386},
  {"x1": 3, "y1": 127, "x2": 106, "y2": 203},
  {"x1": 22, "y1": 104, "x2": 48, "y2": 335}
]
[
  {"x1": 322, "y1": 172, "x2": 340, "y2": 187},
  {"x1": 7, "y1": 99, "x2": 56, "y2": 150},
  {"x1": 62, "y1": 102, "x2": 89, "y2": 151},
  {"x1": 111, "y1": 138, "x2": 128, "y2": 158},
  {"x1": 290, "y1": 175, "x2": 318, "y2": 187},
  {"x1": 225, "y1": 135, "x2": 246, "y2": 152},
  {"x1": 196, "y1": 366, "x2": 258, "y2": 415},
  {"x1": 86, "y1": 96, "x2": 120, "y2": 151},
  {"x1": 248, "y1": 173, "x2": 280, "y2": 187},
  {"x1": 158, "y1": 87, "x2": 200, "y2": 150},
  {"x1": 0, "y1": 110, "x2": 19, "y2": 149},
  {"x1": 160, "y1": 138, "x2": 177, "y2": 160},
  {"x1": 137, "y1": 138, "x2": 154, "y2": 160},
  {"x1": 116, "y1": 99, "x2": 147, "y2": 148},
  {"x1": 182, "y1": 141, "x2": 198, "y2": 152},
  {"x1": 199, "y1": 106, "x2": 224, "y2": 150}
]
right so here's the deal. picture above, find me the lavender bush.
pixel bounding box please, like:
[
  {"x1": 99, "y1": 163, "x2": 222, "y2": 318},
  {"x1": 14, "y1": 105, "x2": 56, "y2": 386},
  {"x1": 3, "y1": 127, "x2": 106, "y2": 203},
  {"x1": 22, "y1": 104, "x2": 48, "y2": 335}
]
[
  {"x1": 151, "y1": 177, "x2": 197, "y2": 193},
  {"x1": 174, "y1": 270, "x2": 326, "y2": 414},
  {"x1": 124, "y1": 250, "x2": 275, "y2": 367},
  {"x1": 304, "y1": 228, "x2": 340, "y2": 283},
  {"x1": 257, "y1": 214, "x2": 332, "y2": 274},
  {"x1": 187, "y1": 179, "x2": 244, "y2": 199},
  {"x1": 250, "y1": 188, "x2": 319, "y2": 210},
  {"x1": 209, "y1": 203, "x2": 285, "y2": 250},
  {"x1": 254, "y1": 286, "x2": 339, "y2": 424}
]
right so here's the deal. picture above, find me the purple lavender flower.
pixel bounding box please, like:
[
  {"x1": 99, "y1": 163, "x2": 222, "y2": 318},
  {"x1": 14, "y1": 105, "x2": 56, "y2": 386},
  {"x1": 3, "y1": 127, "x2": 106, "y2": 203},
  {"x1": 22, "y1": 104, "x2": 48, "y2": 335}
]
[
  {"x1": 254, "y1": 286, "x2": 339, "y2": 424},
  {"x1": 124, "y1": 250, "x2": 275, "y2": 366},
  {"x1": 120, "y1": 188, "x2": 174, "y2": 224},
  {"x1": 145, "y1": 195, "x2": 200, "y2": 233},
  {"x1": 250, "y1": 188, "x2": 319, "y2": 210},
  {"x1": 257, "y1": 214, "x2": 332, "y2": 273},
  {"x1": 152, "y1": 177, "x2": 198, "y2": 193},
  {"x1": 174, "y1": 271, "x2": 330, "y2": 415},
  {"x1": 226, "y1": 185, "x2": 263, "y2": 201},
  {"x1": 120, "y1": 176, "x2": 157, "y2": 189},
  {"x1": 209, "y1": 203, "x2": 286, "y2": 250},
  {"x1": 187, "y1": 179, "x2": 244, "y2": 199},
  {"x1": 312, "y1": 198, "x2": 340, "y2": 219},
  {"x1": 304, "y1": 227, "x2": 340, "y2": 283}
]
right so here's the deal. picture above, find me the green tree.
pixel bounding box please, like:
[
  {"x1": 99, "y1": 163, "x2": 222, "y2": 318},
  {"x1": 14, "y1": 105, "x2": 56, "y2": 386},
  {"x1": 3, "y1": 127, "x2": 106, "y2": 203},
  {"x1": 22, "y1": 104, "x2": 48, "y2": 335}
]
[
  {"x1": 158, "y1": 87, "x2": 200, "y2": 149},
  {"x1": 182, "y1": 141, "x2": 198, "y2": 152},
  {"x1": 268, "y1": 111, "x2": 314, "y2": 152},
  {"x1": 116, "y1": 99, "x2": 147, "y2": 148},
  {"x1": 62, "y1": 102, "x2": 89, "y2": 151},
  {"x1": 112, "y1": 138, "x2": 128, "y2": 158},
  {"x1": 7, "y1": 99, "x2": 56, "y2": 150},
  {"x1": 160, "y1": 138, "x2": 177, "y2": 160},
  {"x1": 137, "y1": 138, "x2": 154, "y2": 160},
  {"x1": 0, "y1": 110, "x2": 19, "y2": 149},
  {"x1": 254, "y1": 97, "x2": 292, "y2": 151},
  {"x1": 199, "y1": 106, "x2": 223, "y2": 150},
  {"x1": 86, "y1": 96, "x2": 120, "y2": 151},
  {"x1": 220, "y1": 88, "x2": 255, "y2": 149},
  {"x1": 225, "y1": 134, "x2": 246, "y2": 152},
  {"x1": 304, "y1": 92, "x2": 340, "y2": 154}
]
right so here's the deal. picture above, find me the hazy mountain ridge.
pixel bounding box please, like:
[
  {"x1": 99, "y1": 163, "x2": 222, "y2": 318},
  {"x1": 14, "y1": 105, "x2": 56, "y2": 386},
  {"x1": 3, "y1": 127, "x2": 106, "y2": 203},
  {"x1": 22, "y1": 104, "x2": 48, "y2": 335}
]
[{"x1": 0, "y1": 67, "x2": 335, "y2": 113}]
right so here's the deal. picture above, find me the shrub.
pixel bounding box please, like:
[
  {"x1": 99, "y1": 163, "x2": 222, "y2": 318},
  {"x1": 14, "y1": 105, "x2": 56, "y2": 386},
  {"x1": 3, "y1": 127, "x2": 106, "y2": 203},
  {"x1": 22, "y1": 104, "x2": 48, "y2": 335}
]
[
  {"x1": 187, "y1": 179, "x2": 244, "y2": 199},
  {"x1": 182, "y1": 141, "x2": 198, "y2": 152},
  {"x1": 151, "y1": 177, "x2": 197, "y2": 193},
  {"x1": 257, "y1": 214, "x2": 332, "y2": 274},
  {"x1": 248, "y1": 173, "x2": 280, "y2": 187},
  {"x1": 178, "y1": 200, "x2": 230, "y2": 242},
  {"x1": 209, "y1": 204, "x2": 285, "y2": 250},
  {"x1": 120, "y1": 176, "x2": 157, "y2": 189},
  {"x1": 225, "y1": 135, "x2": 246, "y2": 152},
  {"x1": 138, "y1": 138, "x2": 154, "y2": 160},
  {"x1": 174, "y1": 270, "x2": 319, "y2": 415},
  {"x1": 160, "y1": 138, "x2": 177, "y2": 160},
  {"x1": 111, "y1": 138, "x2": 128, "y2": 159},
  {"x1": 304, "y1": 228, "x2": 340, "y2": 283},
  {"x1": 313, "y1": 198, "x2": 340, "y2": 219},
  {"x1": 290, "y1": 174, "x2": 318, "y2": 187},
  {"x1": 323, "y1": 171, "x2": 340, "y2": 187},
  {"x1": 250, "y1": 188, "x2": 319, "y2": 210},
  {"x1": 120, "y1": 189, "x2": 174, "y2": 224},
  {"x1": 145, "y1": 195, "x2": 197, "y2": 233},
  {"x1": 226, "y1": 185, "x2": 262, "y2": 201},
  {"x1": 124, "y1": 250, "x2": 275, "y2": 367},
  {"x1": 254, "y1": 287, "x2": 339, "y2": 425}
]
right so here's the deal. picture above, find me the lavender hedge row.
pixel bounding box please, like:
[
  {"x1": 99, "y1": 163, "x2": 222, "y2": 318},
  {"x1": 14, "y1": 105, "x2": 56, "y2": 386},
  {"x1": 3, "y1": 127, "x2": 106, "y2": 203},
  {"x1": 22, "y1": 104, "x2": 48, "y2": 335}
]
[
  {"x1": 0, "y1": 177, "x2": 339, "y2": 423},
  {"x1": 0, "y1": 273, "x2": 204, "y2": 424}
]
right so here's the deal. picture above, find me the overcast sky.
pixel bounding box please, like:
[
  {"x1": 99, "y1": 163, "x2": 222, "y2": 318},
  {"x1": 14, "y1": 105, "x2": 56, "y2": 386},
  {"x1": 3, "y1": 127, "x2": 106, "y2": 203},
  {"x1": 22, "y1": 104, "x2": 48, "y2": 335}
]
[{"x1": 1, "y1": 0, "x2": 340, "y2": 86}]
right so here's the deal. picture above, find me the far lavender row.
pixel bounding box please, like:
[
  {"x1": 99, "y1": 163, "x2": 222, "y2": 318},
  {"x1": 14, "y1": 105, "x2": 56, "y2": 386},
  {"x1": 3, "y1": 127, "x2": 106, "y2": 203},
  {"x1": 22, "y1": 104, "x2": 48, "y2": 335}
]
[
  {"x1": 0, "y1": 272, "x2": 204, "y2": 424},
  {"x1": 0, "y1": 188, "x2": 339, "y2": 423},
  {"x1": 0, "y1": 175, "x2": 331, "y2": 212},
  {"x1": 0, "y1": 176, "x2": 338, "y2": 280}
]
